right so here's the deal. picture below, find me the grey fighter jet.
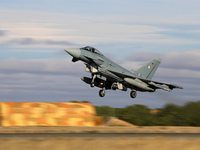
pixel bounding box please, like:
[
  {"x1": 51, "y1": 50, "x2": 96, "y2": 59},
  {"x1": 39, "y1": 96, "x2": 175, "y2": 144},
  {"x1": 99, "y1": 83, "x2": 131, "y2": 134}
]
[{"x1": 65, "y1": 46, "x2": 183, "y2": 98}]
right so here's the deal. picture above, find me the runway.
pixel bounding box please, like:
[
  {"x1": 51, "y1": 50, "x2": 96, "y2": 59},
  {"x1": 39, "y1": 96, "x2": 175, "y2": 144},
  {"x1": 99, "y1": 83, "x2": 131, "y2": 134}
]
[{"x1": 1, "y1": 133, "x2": 200, "y2": 138}]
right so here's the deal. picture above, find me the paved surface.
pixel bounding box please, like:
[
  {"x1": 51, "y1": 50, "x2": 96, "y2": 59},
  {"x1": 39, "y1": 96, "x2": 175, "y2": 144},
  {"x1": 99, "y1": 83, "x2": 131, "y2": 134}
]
[{"x1": 1, "y1": 133, "x2": 200, "y2": 138}]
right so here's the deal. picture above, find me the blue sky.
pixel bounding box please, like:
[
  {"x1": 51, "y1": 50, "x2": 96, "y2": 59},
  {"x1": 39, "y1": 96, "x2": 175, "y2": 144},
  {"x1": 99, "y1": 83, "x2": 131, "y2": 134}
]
[{"x1": 0, "y1": 0, "x2": 200, "y2": 108}]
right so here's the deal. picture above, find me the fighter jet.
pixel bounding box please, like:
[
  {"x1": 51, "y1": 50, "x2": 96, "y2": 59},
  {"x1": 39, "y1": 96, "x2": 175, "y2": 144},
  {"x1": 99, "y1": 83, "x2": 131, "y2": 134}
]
[{"x1": 65, "y1": 46, "x2": 183, "y2": 98}]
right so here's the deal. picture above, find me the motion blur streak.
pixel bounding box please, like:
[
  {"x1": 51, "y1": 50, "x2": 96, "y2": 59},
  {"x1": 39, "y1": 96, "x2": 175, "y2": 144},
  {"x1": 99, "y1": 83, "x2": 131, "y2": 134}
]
[{"x1": 0, "y1": 102, "x2": 103, "y2": 127}]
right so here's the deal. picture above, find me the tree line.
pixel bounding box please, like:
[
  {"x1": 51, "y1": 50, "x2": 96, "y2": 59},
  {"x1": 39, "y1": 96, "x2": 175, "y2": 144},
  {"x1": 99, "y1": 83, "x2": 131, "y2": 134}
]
[{"x1": 95, "y1": 101, "x2": 200, "y2": 126}]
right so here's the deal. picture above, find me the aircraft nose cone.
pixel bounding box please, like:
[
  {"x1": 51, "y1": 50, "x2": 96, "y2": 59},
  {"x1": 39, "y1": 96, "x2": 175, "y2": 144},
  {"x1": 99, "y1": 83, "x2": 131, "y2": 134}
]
[{"x1": 64, "y1": 49, "x2": 81, "y2": 58}]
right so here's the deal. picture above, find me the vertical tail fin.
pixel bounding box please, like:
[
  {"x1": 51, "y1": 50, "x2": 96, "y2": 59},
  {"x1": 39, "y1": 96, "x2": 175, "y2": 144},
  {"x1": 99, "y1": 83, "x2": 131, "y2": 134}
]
[{"x1": 136, "y1": 57, "x2": 162, "y2": 80}]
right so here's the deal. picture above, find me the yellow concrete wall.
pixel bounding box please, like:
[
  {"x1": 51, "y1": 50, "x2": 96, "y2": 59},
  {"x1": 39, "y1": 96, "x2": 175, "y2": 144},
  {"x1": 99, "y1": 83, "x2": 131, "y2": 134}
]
[{"x1": 0, "y1": 102, "x2": 97, "y2": 127}]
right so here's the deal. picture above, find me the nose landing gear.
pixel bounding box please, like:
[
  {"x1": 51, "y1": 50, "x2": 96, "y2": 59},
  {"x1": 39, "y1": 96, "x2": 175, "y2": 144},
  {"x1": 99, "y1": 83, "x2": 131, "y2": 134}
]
[{"x1": 90, "y1": 74, "x2": 97, "y2": 88}]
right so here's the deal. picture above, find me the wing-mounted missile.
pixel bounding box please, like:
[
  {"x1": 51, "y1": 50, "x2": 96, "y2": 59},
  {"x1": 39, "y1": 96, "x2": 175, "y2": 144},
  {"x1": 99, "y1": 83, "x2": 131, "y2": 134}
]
[
  {"x1": 148, "y1": 82, "x2": 183, "y2": 91},
  {"x1": 124, "y1": 78, "x2": 155, "y2": 92},
  {"x1": 169, "y1": 83, "x2": 184, "y2": 89},
  {"x1": 149, "y1": 82, "x2": 171, "y2": 91}
]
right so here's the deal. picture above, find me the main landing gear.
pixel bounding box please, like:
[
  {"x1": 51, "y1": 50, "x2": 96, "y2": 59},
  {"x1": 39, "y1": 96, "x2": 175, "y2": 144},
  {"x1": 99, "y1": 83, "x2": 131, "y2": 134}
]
[
  {"x1": 99, "y1": 89, "x2": 105, "y2": 97},
  {"x1": 130, "y1": 90, "x2": 137, "y2": 98},
  {"x1": 98, "y1": 90, "x2": 137, "y2": 98}
]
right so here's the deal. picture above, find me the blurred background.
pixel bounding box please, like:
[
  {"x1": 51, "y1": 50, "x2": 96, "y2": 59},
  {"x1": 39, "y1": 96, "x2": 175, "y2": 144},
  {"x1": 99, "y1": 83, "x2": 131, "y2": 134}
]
[{"x1": 0, "y1": 0, "x2": 200, "y2": 109}]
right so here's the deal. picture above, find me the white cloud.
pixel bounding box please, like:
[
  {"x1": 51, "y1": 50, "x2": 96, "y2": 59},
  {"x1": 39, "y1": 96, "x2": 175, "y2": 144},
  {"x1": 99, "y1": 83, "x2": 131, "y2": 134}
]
[
  {"x1": 125, "y1": 49, "x2": 200, "y2": 71},
  {"x1": 0, "y1": 58, "x2": 85, "y2": 75},
  {"x1": 0, "y1": 58, "x2": 91, "y2": 102},
  {"x1": 161, "y1": 50, "x2": 200, "y2": 71},
  {"x1": 1, "y1": 9, "x2": 199, "y2": 48}
]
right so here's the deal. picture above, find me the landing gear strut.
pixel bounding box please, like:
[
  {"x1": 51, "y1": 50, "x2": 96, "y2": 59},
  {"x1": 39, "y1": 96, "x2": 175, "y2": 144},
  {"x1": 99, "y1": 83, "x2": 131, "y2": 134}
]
[
  {"x1": 130, "y1": 90, "x2": 137, "y2": 98},
  {"x1": 99, "y1": 89, "x2": 105, "y2": 97},
  {"x1": 90, "y1": 74, "x2": 96, "y2": 87}
]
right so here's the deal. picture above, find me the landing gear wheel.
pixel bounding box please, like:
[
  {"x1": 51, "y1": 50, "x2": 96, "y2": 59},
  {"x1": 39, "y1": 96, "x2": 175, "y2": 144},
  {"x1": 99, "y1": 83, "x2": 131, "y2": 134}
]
[
  {"x1": 130, "y1": 91, "x2": 137, "y2": 98},
  {"x1": 99, "y1": 90, "x2": 105, "y2": 97},
  {"x1": 90, "y1": 82, "x2": 95, "y2": 87}
]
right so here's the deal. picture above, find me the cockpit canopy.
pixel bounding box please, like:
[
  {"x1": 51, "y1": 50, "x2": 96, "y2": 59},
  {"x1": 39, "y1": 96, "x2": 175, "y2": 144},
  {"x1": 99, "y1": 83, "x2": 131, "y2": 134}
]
[{"x1": 81, "y1": 46, "x2": 103, "y2": 56}]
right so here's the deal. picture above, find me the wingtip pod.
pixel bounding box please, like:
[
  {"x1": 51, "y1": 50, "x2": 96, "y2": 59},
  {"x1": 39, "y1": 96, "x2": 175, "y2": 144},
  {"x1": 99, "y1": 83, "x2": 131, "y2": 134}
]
[{"x1": 170, "y1": 83, "x2": 184, "y2": 89}]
